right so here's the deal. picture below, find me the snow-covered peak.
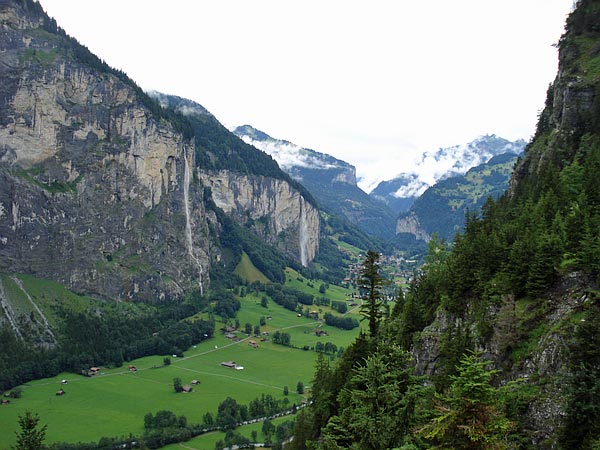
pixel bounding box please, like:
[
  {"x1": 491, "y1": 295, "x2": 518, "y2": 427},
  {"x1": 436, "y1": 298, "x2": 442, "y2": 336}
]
[
  {"x1": 394, "y1": 135, "x2": 524, "y2": 198},
  {"x1": 369, "y1": 135, "x2": 526, "y2": 213},
  {"x1": 232, "y1": 125, "x2": 355, "y2": 176}
]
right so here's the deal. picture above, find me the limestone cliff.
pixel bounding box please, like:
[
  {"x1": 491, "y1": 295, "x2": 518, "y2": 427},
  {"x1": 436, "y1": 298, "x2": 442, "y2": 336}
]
[
  {"x1": 395, "y1": 211, "x2": 431, "y2": 242},
  {"x1": 0, "y1": 0, "x2": 214, "y2": 300},
  {"x1": 200, "y1": 170, "x2": 319, "y2": 266},
  {"x1": 0, "y1": 0, "x2": 320, "y2": 303}
]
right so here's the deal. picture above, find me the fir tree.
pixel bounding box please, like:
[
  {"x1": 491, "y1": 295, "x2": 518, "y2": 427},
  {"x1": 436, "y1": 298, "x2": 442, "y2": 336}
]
[
  {"x1": 358, "y1": 250, "x2": 385, "y2": 339},
  {"x1": 13, "y1": 411, "x2": 47, "y2": 450},
  {"x1": 419, "y1": 351, "x2": 513, "y2": 449}
]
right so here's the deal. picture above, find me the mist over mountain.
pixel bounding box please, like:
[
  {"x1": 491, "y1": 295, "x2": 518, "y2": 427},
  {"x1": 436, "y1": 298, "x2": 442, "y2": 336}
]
[
  {"x1": 396, "y1": 151, "x2": 522, "y2": 242},
  {"x1": 233, "y1": 125, "x2": 397, "y2": 240},
  {"x1": 370, "y1": 134, "x2": 526, "y2": 214}
]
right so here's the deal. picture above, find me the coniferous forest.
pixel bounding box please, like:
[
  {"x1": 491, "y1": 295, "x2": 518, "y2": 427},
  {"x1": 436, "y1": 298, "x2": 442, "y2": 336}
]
[
  {"x1": 288, "y1": 2, "x2": 600, "y2": 448},
  {"x1": 2, "y1": 0, "x2": 600, "y2": 449}
]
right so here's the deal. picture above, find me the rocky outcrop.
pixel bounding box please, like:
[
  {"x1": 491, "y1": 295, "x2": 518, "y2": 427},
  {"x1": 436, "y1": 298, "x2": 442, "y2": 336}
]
[
  {"x1": 200, "y1": 170, "x2": 319, "y2": 265},
  {"x1": 0, "y1": 0, "x2": 215, "y2": 301},
  {"x1": 331, "y1": 167, "x2": 357, "y2": 185},
  {"x1": 0, "y1": 0, "x2": 321, "y2": 304},
  {"x1": 395, "y1": 212, "x2": 431, "y2": 242}
]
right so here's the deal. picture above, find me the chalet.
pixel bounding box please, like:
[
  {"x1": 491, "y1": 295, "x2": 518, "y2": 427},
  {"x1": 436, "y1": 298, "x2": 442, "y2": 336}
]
[
  {"x1": 56, "y1": 389, "x2": 65, "y2": 396},
  {"x1": 128, "y1": 365, "x2": 137, "y2": 372},
  {"x1": 315, "y1": 330, "x2": 329, "y2": 337},
  {"x1": 89, "y1": 367, "x2": 100, "y2": 374},
  {"x1": 182, "y1": 385, "x2": 193, "y2": 393},
  {"x1": 191, "y1": 380, "x2": 200, "y2": 385},
  {"x1": 220, "y1": 361, "x2": 237, "y2": 369},
  {"x1": 225, "y1": 332, "x2": 237, "y2": 340},
  {"x1": 1, "y1": 399, "x2": 9, "y2": 405},
  {"x1": 248, "y1": 340, "x2": 258, "y2": 348},
  {"x1": 61, "y1": 379, "x2": 68, "y2": 384}
]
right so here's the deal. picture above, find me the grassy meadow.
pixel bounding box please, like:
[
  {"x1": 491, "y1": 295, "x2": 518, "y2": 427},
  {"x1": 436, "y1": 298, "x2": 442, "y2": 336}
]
[{"x1": 0, "y1": 271, "x2": 360, "y2": 449}]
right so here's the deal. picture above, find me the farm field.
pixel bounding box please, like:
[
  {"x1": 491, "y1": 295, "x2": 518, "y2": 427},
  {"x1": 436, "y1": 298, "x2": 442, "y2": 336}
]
[
  {"x1": 0, "y1": 276, "x2": 361, "y2": 449},
  {"x1": 160, "y1": 415, "x2": 293, "y2": 450}
]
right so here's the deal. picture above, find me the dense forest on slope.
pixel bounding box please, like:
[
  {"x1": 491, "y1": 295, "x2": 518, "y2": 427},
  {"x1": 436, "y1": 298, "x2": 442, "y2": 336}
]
[{"x1": 292, "y1": 1, "x2": 600, "y2": 448}]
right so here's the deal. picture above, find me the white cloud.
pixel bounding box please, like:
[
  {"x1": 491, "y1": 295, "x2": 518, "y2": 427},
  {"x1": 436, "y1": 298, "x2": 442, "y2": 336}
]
[{"x1": 39, "y1": 0, "x2": 573, "y2": 190}]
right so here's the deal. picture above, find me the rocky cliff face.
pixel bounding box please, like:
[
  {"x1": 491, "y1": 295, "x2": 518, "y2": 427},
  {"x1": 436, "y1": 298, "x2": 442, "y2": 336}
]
[
  {"x1": 408, "y1": 3, "x2": 600, "y2": 445},
  {"x1": 395, "y1": 212, "x2": 430, "y2": 242},
  {"x1": 0, "y1": 0, "x2": 321, "y2": 302},
  {"x1": 200, "y1": 170, "x2": 319, "y2": 266},
  {"x1": 233, "y1": 125, "x2": 396, "y2": 240},
  {"x1": 0, "y1": 0, "x2": 215, "y2": 300}
]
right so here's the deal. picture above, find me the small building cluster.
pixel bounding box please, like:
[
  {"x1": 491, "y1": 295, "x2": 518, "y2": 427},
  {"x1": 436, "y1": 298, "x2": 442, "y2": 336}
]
[
  {"x1": 220, "y1": 361, "x2": 244, "y2": 370},
  {"x1": 81, "y1": 366, "x2": 101, "y2": 377}
]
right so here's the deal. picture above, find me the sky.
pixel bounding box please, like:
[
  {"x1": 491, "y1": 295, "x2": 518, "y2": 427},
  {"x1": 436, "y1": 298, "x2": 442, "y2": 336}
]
[{"x1": 39, "y1": 0, "x2": 574, "y2": 192}]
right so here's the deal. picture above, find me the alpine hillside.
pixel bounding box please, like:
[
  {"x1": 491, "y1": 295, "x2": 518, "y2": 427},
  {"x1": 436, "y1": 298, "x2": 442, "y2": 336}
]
[
  {"x1": 0, "y1": 0, "x2": 319, "y2": 304},
  {"x1": 370, "y1": 134, "x2": 526, "y2": 214},
  {"x1": 396, "y1": 151, "x2": 523, "y2": 242},
  {"x1": 290, "y1": 1, "x2": 600, "y2": 448},
  {"x1": 233, "y1": 125, "x2": 397, "y2": 240}
]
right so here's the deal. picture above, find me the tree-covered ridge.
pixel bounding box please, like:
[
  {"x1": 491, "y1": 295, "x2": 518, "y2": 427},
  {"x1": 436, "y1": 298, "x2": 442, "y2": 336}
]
[{"x1": 292, "y1": 1, "x2": 600, "y2": 448}]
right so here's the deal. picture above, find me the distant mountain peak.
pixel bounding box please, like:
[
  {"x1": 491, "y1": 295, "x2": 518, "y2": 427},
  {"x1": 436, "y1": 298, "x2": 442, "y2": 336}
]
[
  {"x1": 147, "y1": 91, "x2": 212, "y2": 118},
  {"x1": 232, "y1": 125, "x2": 357, "y2": 183},
  {"x1": 233, "y1": 125, "x2": 399, "y2": 240},
  {"x1": 233, "y1": 125, "x2": 272, "y2": 142},
  {"x1": 370, "y1": 134, "x2": 526, "y2": 214}
]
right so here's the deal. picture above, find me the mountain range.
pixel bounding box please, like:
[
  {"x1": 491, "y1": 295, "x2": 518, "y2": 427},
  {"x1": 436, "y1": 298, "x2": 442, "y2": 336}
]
[
  {"x1": 2, "y1": 0, "x2": 600, "y2": 447},
  {"x1": 0, "y1": 0, "x2": 321, "y2": 302},
  {"x1": 233, "y1": 125, "x2": 397, "y2": 240},
  {"x1": 234, "y1": 125, "x2": 527, "y2": 246},
  {"x1": 370, "y1": 134, "x2": 526, "y2": 214}
]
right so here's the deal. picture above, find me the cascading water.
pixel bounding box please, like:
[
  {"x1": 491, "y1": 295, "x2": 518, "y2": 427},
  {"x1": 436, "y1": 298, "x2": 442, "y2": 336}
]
[
  {"x1": 183, "y1": 151, "x2": 204, "y2": 295},
  {"x1": 299, "y1": 197, "x2": 309, "y2": 267}
]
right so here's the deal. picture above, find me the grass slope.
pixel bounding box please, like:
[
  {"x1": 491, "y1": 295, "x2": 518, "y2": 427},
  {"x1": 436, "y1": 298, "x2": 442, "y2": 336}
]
[
  {"x1": 235, "y1": 252, "x2": 270, "y2": 283},
  {"x1": 0, "y1": 275, "x2": 359, "y2": 448}
]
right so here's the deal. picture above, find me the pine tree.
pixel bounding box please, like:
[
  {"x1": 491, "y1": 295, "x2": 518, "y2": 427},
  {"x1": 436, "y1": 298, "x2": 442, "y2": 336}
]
[
  {"x1": 318, "y1": 342, "x2": 423, "y2": 450},
  {"x1": 419, "y1": 351, "x2": 513, "y2": 449},
  {"x1": 560, "y1": 306, "x2": 600, "y2": 449},
  {"x1": 358, "y1": 250, "x2": 385, "y2": 339},
  {"x1": 13, "y1": 411, "x2": 47, "y2": 450}
]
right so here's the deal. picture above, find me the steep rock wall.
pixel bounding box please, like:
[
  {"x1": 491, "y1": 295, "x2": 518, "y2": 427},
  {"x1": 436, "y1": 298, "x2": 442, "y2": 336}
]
[
  {"x1": 200, "y1": 170, "x2": 319, "y2": 265},
  {"x1": 395, "y1": 211, "x2": 431, "y2": 242},
  {"x1": 0, "y1": 2, "x2": 214, "y2": 300}
]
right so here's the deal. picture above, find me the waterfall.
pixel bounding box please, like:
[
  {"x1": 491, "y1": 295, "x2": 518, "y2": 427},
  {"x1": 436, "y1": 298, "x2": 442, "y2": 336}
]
[
  {"x1": 299, "y1": 197, "x2": 309, "y2": 267},
  {"x1": 183, "y1": 151, "x2": 204, "y2": 295}
]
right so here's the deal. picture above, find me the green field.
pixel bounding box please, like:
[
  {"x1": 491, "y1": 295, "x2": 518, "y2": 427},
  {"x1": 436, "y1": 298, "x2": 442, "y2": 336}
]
[
  {"x1": 235, "y1": 251, "x2": 270, "y2": 283},
  {"x1": 161, "y1": 415, "x2": 293, "y2": 450},
  {"x1": 0, "y1": 274, "x2": 360, "y2": 449}
]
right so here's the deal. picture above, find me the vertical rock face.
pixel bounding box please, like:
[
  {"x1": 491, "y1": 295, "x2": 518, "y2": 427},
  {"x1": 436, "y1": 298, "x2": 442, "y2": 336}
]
[
  {"x1": 199, "y1": 170, "x2": 319, "y2": 265},
  {"x1": 0, "y1": 0, "x2": 214, "y2": 300},
  {"x1": 395, "y1": 212, "x2": 431, "y2": 242},
  {"x1": 0, "y1": 0, "x2": 320, "y2": 303}
]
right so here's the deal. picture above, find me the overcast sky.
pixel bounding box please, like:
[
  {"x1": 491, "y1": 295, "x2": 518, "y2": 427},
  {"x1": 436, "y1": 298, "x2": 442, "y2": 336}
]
[{"x1": 39, "y1": 0, "x2": 573, "y2": 191}]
